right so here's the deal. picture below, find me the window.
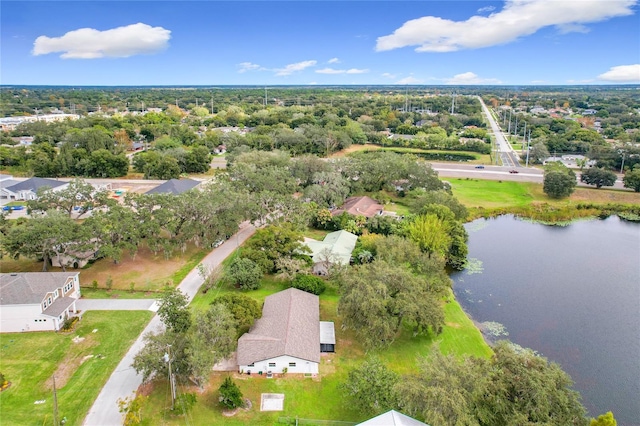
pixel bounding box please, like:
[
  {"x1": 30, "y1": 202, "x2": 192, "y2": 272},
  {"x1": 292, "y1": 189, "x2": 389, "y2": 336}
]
[
  {"x1": 54, "y1": 290, "x2": 59, "y2": 298},
  {"x1": 289, "y1": 362, "x2": 296, "y2": 367},
  {"x1": 48, "y1": 297, "x2": 52, "y2": 305},
  {"x1": 268, "y1": 362, "x2": 276, "y2": 367},
  {"x1": 248, "y1": 363, "x2": 254, "y2": 367}
]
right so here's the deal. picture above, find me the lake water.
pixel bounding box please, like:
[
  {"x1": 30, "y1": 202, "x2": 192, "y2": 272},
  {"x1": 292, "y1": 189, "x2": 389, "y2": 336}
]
[{"x1": 451, "y1": 215, "x2": 640, "y2": 425}]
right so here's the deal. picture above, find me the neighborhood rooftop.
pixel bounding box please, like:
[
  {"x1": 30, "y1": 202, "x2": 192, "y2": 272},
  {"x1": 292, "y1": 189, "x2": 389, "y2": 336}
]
[
  {"x1": 2, "y1": 177, "x2": 66, "y2": 193},
  {"x1": 237, "y1": 288, "x2": 320, "y2": 366},
  {"x1": 144, "y1": 178, "x2": 201, "y2": 195},
  {"x1": 356, "y1": 410, "x2": 429, "y2": 426},
  {"x1": 331, "y1": 196, "x2": 383, "y2": 218},
  {"x1": 0, "y1": 272, "x2": 79, "y2": 305},
  {"x1": 304, "y1": 230, "x2": 358, "y2": 267}
]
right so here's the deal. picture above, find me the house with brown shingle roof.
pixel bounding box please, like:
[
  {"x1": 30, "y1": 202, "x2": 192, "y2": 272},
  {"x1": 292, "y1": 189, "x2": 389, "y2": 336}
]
[
  {"x1": 237, "y1": 288, "x2": 328, "y2": 375},
  {"x1": 331, "y1": 196, "x2": 383, "y2": 218},
  {"x1": 0, "y1": 272, "x2": 81, "y2": 332}
]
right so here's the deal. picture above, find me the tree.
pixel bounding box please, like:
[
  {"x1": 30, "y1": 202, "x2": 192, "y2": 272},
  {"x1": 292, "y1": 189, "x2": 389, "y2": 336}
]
[
  {"x1": 242, "y1": 224, "x2": 309, "y2": 273},
  {"x1": 187, "y1": 304, "x2": 236, "y2": 386},
  {"x1": 228, "y1": 257, "x2": 263, "y2": 290},
  {"x1": 157, "y1": 287, "x2": 192, "y2": 334},
  {"x1": 405, "y1": 214, "x2": 452, "y2": 259},
  {"x1": 341, "y1": 357, "x2": 399, "y2": 414},
  {"x1": 28, "y1": 178, "x2": 109, "y2": 218},
  {"x1": 591, "y1": 411, "x2": 617, "y2": 426},
  {"x1": 218, "y1": 376, "x2": 244, "y2": 409},
  {"x1": 580, "y1": 168, "x2": 617, "y2": 188},
  {"x1": 117, "y1": 393, "x2": 147, "y2": 426},
  {"x1": 529, "y1": 142, "x2": 550, "y2": 164},
  {"x1": 337, "y1": 260, "x2": 444, "y2": 349},
  {"x1": 543, "y1": 162, "x2": 577, "y2": 198},
  {"x1": 1, "y1": 210, "x2": 92, "y2": 271},
  {"x1": 211, "y1": 293, "x2": 262, "y2": 335},
  {"x1": 622, "y1": 166, "x2": 640, "y2": 192}
]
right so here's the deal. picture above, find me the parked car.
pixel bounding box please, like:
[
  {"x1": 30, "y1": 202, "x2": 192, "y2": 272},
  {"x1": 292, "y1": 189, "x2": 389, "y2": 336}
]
[
  {"x1": 509, "y1": 169, "x2": 519, "y2": 174},
  {"x1": 475, "y1": 165, "x2": 485, "y2": 169}
]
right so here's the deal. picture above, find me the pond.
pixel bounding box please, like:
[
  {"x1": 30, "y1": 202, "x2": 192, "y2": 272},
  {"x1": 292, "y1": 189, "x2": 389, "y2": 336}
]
[{"x1": 451, "y1": 215, "x2": 640, "y2": 425}]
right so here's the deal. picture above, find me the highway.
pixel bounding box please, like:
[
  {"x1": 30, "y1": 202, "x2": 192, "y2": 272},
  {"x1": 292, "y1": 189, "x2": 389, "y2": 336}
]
[{"x1": 477, "y1": 96, "x2": 521, "y2": 168}]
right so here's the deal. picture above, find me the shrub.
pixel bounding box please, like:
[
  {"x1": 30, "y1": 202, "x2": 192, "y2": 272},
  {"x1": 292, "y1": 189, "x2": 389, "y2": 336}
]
[
  {"x1": 291, "y1": 274, "x2": 326, "y2": 295},
  {"x1": 106, "y1": 276, "x2": 113, "y2": 291},
  {"x1": 228, "y1": 257, "x2": 262, "y2": 290},
  {"x1": 61, "y1": 316, "x2": 79, "y2": 332},
  {"x1": 218, "y1": 377, "x2": 243, "y2": 409},
  {"x1": 92, "y1": 280, "x2": 98, "y2": 290}
]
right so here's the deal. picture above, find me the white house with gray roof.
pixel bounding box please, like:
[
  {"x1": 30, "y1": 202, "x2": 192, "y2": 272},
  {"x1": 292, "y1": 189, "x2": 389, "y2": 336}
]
[
  {"x1": 0, "y1": 272, "x2": 81, "y2": 332},
  {"x1": 0, "y1": 177, "x2": 68, "y2": 201},
  {"x1": 303, "y1": 230, "x2": 358, "y2": 275},
  {"x1": 237, "y1": 288, "x2": 327, "y2": 375}
]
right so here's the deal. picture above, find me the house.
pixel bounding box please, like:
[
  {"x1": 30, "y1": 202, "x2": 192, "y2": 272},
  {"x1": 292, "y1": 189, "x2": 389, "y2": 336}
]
[
  {"x1": 0, "y1": 177, "x2": 68, "y2": 201},
  {"x1": 331, "y1": 196, "x2": 383, "y2": 218},
  {"x1": 237, "y1": 288, "x2": 335, "y2": 375},
  {"x1": 0, "y1": 272, "x2": 81, "y2": 332},
  {"x1": 144, "y1": 178, "x2": 200, "y2": 195},
  {"x1": 356, "y1": 410, "x2": 429, "y2": 426},
  {"x1": 303, "y1": 230, "x2": 358, "y2": 275}
]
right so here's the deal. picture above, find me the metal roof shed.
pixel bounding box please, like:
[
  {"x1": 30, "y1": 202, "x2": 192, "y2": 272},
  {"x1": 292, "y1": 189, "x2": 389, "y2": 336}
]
[{"x1": 320, "y1": 321, "x2": 335, "y2": 353}]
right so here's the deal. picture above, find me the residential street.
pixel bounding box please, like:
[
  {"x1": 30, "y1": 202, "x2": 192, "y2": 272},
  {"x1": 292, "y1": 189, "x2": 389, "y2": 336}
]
[{"x1": 82, "y1": 222, "x2": 256, "y2": 426}]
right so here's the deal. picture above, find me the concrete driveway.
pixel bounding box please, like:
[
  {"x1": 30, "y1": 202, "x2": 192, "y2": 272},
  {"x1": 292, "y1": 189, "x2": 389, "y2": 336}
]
[
  {"x1": 76, "y1": 299, "x2": 158, "y2": 312},
  {"x1": 83, "y1": 222, "x2": 256, "y2": 426}
]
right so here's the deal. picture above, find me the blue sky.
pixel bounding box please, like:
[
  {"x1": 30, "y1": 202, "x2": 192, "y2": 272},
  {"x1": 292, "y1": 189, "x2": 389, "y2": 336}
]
[{"x1": 2, "y1": 0, "x2": 639, "y2": 85}]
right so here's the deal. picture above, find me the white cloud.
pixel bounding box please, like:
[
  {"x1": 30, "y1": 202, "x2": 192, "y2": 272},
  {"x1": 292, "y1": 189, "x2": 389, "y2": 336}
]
[
  {"x1": 597, "y1": 64, "x2": 640, "y2": 82},
  {"x1": 316, "y1": 67, "x2": 369, "y2": 75},
  {"x1": 33, "y1": 23, "x2": 170, "y2": 59},
  {"x1": 477, "y1": 5, "x2": 496, "y2": 13},
  {"x1": 530, "y1": 79, "x2": 549, "y2": 84},
  {"x1": 445, "y1": 72, "x2": 502, "y2": 85},
  {"x1": 237, "y1": 62, "x2": 262, "y2": 73},
  {"x1": 316, "y1": 67, "x2": 344, "y2": 74},
  {"x1": 328, "y1": 57, "x2": 340, "y2": 64},
  {"x1": 376, "y1": 0, "x2": 636, "y2": 53},
  {"x1": 396, "y1": 76, "x2": 423, "y2": 84},
  {"x1": 275, "y1": 60, "x2": 317, "y2": 76},
  {"x1": 382, "y1": 72, "x2": 397, "y2": 79}
]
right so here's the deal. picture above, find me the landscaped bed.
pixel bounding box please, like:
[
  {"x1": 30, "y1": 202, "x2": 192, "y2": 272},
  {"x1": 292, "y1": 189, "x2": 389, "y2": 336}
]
[{"x1": 0, "y1": 310, "x2": 153, "y2": 426}]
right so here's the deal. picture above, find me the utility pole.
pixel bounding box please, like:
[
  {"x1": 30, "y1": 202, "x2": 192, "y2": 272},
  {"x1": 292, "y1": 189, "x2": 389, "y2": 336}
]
[
  {"x1": 165, "y1": 346, "x2": 176, "y2": 410},
  {"x1": 620, "y1": 152, "x2": 626, "y2": 173},
  {"x1": 211, "y1": 96, "x2": 214, "y2": 115},
  {"x1": 175, "y1": 99, "x2": 179, "y2": 108},
  {"x1": 525, "y1": 129, "x2": 531, "y2": 167},
  {"x1": 507, "y1": 109, "x2": 512, "y2": 134},
  {"x1": 522, "y1": 121, "x2": 527, "y2": 154}
]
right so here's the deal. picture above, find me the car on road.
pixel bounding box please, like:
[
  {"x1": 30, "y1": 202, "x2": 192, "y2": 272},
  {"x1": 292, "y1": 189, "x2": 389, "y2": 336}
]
[
  {"x1": 509, "y1": 170, "x2": 519, "y2": 174},
  {"x1": 475, "y1": 165, "x2": 485, "y2": 169}
]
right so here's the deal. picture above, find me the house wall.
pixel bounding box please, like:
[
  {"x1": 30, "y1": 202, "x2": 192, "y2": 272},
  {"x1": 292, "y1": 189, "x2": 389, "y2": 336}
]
[
  {"x1": 0, "y1": 304, "x2": 56, "y2": 332},
  {"x1": 239, "y1": 355, "x2": 318, "y2": 375}
]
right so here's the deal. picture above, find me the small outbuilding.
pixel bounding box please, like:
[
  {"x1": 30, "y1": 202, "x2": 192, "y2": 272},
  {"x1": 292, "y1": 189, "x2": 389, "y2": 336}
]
[
  {"x1": 144, "y1": 178, "x2": 200, "y2": 195},
  {"x1": 320, "y1": 321, "x2": 335, "y2": 353}
]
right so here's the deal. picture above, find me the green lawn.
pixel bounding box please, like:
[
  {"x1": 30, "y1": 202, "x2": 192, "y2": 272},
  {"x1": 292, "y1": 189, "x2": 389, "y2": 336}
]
[
  {"x1": 142, "y1": 276, "x2": 490, "y2": 425},
  {"x1": 448, "y1": 178, "x2": 538, "y2": 208},
  {"x1": 0, "y1": 310, "x2": 153, "y2": 426}
]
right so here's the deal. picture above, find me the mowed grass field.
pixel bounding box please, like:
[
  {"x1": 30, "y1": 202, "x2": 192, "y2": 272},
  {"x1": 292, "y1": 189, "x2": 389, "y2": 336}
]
[
  {"x1": 0, "y1": 243, "x2": 209, "y2": 296},
  {"x1": 448, "y1": 177, "x2": 640, "y2": 209},
  {"x1": 140, "y1": 273, "x2": 491, "y2": 425},
  {"x1": 0, "y1": 311, "x2": 153, "y2": 426}
]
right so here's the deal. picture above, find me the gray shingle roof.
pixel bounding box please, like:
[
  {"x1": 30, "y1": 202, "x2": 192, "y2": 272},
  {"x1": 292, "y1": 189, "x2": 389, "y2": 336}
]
[
  {"x1": 4, "y1": 177, "x2": 66, "y2": 193},
  {"x1": 0, "y1": 272, "x2": 78, "y2": 305},
  {"x1": 145, "y1": 178, "x2": 200, "y2": 195},
  {"x1": 237, "y1": 288, "x2": 320, "y2": 365},
  {"x1": 42, "y1": 297, "x2": 76, "y2": 317}
]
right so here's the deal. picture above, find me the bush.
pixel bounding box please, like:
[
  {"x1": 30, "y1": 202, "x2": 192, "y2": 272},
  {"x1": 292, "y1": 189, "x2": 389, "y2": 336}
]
[
  {"x1": 228, "y1": 257, "x2": 262, "y2": 290},
  {"x1": 61, "y1": 316, "x2": 79, "y2": 332},
  {"x1": 291, "y1": 274, "x2": 326, "y2": 295},
  {"x1": 218, "y1": 377, "x2": 243, "y2": 409}
]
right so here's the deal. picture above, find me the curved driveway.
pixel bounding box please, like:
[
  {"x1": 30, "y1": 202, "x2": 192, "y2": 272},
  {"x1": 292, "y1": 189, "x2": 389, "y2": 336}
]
[{"x1": 83, "y1": 222, "x2": 256, "y2": 426}]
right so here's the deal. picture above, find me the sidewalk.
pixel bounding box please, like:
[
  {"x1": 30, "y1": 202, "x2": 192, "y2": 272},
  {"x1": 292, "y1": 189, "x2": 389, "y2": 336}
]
[{"x1": 83, "y1": 222, "x2": 256, "y2": 426}]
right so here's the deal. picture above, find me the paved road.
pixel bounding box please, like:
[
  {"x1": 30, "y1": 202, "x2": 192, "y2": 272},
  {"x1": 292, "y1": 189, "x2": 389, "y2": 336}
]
[
  {"x1": 430, "y1": 162, "x2": 630, "y2": 190},
  {"x1": 83, "y1": 222, "x2": 256, "y2": 426},
  {"x1": 477, "y1": 96, "x2": 521, "y2": 168}
]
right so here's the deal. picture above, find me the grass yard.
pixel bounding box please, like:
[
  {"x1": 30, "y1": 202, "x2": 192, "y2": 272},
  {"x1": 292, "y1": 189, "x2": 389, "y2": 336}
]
[
  {"x1": 0, "y1": 310, "x2": 153, "y2": 426},
  {"x1": 448, "y1": 177, "x2": 640, "y2": 210},
  {"x1": 0, "y1": 243, "x2": 209, "y2": 296},
  {"x1": 142, "y1": 273, "x2": 490, "y2": 425}
]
